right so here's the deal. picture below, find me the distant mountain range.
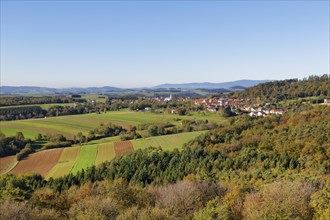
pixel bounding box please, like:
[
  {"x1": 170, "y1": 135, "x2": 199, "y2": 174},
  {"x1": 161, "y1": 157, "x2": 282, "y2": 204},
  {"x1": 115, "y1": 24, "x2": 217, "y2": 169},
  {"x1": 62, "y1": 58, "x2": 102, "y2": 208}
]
[
  {"x1": 0, "y1": 86, "x2": 124, "y2": 94},
  {"x1": 153, "y1": 80, "x2": 270, "y2": 89},
  {"x1": 0, "y1": 80, "x2": 270, "y2": 94}
]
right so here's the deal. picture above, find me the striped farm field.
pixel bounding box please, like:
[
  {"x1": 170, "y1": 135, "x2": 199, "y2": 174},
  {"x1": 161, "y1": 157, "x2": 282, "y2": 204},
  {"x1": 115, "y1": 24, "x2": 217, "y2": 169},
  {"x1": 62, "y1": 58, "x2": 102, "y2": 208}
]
[
  {"x1": 10, "y1": 148, "x2": 63, "y2": 176},
  {"x1": 114, "y1": 141, "x2": 134, "y2": 156},
  {"x1": 45, "y1": 146, "x2": 80, "y2": 179},
  {"x1": 1, "y1": 131, "x2": 207, "y2": 178},
  {"x1": 0, "y1": 110, "x2": 225, "y2": 139},
  {"x1": 70, "y1": 144, "x2": 98, "y2": 174},
  {"x1": 0, "y1": 155, "x2": 17, "y2": 175},
  {"x1": 131, "y1": 131, "x2": 207, "y2": 151},
  {"x1": 95, "y1": 143, "x2": 116, "y2": 165}
]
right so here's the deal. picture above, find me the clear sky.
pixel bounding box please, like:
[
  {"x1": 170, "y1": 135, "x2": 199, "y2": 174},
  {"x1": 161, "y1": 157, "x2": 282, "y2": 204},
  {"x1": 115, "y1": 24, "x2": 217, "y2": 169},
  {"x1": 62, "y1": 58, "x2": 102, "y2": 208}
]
[{"x1": 1, "y1": 1, "x2": 329, "y2": 88}]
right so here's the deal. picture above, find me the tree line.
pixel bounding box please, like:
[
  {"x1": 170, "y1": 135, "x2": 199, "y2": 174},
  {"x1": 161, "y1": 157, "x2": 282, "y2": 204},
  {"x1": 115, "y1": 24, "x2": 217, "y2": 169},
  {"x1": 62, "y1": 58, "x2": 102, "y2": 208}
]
[{"x1": 0, "y1": 96, "x2": 85, "y2": 107}]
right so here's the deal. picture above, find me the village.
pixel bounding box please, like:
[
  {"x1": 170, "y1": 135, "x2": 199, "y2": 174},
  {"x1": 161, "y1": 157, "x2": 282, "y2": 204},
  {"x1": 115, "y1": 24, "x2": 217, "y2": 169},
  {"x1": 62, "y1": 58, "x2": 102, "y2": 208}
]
[
  {"x1": 194, "y1": 97, "x2": 285, "y2": 117},
  {"x1": 129, "y1": 94, "x2": 287, "y2": 117}
]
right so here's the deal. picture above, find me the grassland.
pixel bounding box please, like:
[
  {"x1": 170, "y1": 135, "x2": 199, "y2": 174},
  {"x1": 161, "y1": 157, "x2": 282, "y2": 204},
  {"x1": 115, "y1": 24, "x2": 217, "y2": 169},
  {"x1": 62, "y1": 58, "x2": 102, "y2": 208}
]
[
  {"x1": 70, "y1": 144, "x2": 98, "y2": 174},
  {"x1": 0, "y1": 110, "x2": 224, "y2": 139},
  {"x1": 45, "y1": 146, "x2": 80, "y2": 179},
  {"x1": 131, "y1": 131, "x2": 206, "y2": 151}
]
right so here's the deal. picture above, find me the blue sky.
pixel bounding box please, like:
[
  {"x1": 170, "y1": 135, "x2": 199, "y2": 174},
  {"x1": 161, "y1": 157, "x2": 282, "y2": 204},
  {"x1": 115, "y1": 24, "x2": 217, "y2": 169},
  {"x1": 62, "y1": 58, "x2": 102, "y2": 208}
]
[{"x1": 1, "y1": 1, "x2": 329, "y2": 88}]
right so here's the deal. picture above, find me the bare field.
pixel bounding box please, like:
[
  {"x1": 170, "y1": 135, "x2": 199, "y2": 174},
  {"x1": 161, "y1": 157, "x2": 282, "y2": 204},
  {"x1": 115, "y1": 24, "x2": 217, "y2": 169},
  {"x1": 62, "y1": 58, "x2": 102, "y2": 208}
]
[
  {"x1": 114, "y1": 141, "x2": 134, "y2": 156},
  {"x1": 10, "y1": 148, "x2": 63, "y2": 176}
]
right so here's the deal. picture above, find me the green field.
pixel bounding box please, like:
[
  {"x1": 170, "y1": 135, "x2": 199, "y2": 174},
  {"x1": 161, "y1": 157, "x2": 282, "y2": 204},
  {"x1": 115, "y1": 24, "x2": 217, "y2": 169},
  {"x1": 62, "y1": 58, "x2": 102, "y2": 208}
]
[
  {"x1": 131, "y1": 131, "x2": 207, "y2": 151},
  {"x1": 95, "y1": 143, "x2": 116, "y2": 165},
  {"x1": 0, "y1": 110, "x2": 224, "y2": 139},
  {"x1": 45, "y1": 146, "x2": 80, "y2": 179},
  {"x1": 70, "y1": 144, "x2": 98, "y2": 174}
]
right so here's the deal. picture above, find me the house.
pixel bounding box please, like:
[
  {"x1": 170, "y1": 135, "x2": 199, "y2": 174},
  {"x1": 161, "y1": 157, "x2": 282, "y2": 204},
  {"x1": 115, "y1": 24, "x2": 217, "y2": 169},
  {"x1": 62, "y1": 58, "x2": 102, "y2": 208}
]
[
  {"x1": 145, "y1": 107, "x2": 152, "y2": 111},
  {"x1": 324, "y1": 98, "x2": 330, "y2": 103}
]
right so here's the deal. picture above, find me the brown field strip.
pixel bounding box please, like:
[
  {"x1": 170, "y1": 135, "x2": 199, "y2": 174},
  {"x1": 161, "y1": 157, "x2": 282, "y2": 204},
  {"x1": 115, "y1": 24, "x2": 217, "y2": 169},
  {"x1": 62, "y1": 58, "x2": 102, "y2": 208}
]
[
  {"x1": 10, "y1": 148, "x2": 63, "y2": 176},
  {"x1": 0, "y1": 155, "x2": 16, "y2": 174},
  {"x1": 114, "y1": 141, "x2": 134, "y2": 156}
]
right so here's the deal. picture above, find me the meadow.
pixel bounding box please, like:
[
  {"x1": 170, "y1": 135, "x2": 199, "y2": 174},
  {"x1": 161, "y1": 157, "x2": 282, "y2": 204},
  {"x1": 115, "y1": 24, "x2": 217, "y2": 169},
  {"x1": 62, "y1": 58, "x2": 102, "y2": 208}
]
[
  {"x1": 131, "y1": 131, "x2": 206, "y2": 151},
  {"x1": 0, "y1": 110, "x2": 224, "y2": 139}
]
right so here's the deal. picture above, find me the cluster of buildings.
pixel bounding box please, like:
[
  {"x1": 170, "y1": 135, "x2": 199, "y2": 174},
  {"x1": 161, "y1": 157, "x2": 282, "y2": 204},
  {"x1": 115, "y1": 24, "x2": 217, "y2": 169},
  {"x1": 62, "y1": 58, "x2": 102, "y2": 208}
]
[
  {"x1": 194, "y1": 97, "x2": 286, "y2": 117},
  {"x1": 195, "y1": 98, "x2": 246, "y2": 112}
]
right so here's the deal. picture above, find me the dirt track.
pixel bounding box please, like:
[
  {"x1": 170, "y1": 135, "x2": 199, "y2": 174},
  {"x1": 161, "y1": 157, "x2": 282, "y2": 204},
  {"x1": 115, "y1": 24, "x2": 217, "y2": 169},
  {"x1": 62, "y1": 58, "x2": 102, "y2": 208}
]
[
  {"x1": 0, "y1": 155, "x2": 16, "y2": 173},
  {"x1": 114, "y1": 141, "x2": 134, "y2": 156},
  {"x1": 10, "y1": 148, "x2": 63, "y2": 176}
]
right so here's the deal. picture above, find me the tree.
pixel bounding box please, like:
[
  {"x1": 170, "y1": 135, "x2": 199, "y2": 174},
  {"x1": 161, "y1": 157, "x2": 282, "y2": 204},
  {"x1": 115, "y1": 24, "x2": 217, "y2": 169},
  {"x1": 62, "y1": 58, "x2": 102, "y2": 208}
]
[
  {"x1": 219, "y1": 107, "x2": 235, "y2": 117},
  {"x1": 16, "y1": 132, "x2": 25, "y2": 141}
]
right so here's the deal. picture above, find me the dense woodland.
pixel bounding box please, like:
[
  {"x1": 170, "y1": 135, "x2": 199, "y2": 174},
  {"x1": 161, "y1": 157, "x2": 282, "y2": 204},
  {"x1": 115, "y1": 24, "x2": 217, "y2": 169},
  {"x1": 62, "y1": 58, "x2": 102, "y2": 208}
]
[
  {"x1": 234, "y1": 74, "x2": 329, "y2": 101},
  {"x1": 0, "y1": 132, "x2": 31, "y2": 158},
  {"x1": 0, "y1": 103, "x2": 110, "y2": 121},
  {"x1": 1, "y1": 104, "x2": 329, "y2": 219},
  {"x1": 0, "y1": 106, "x2": 47, "y2": 121},
  {"x1": 0, "y1": 96, "x2": 85, "y2": 107}
]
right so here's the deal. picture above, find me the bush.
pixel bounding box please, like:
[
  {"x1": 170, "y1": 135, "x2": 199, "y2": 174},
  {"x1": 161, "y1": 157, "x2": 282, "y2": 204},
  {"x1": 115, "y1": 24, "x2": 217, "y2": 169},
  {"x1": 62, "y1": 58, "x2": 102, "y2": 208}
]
[
  {"x1": 17, "y1": 143, "x2": 34, "y2": 161},
  {"x1": 41, "y1": 141, "x2": 72, "y2": 150}
]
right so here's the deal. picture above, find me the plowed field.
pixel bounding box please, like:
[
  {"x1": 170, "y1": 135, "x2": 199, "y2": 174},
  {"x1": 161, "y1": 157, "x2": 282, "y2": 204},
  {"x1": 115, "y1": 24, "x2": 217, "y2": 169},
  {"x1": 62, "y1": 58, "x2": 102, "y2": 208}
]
[
  {"x1": 114, "y1": 141, "x2": 134, "y2": 156},
  {"x1": 10, "y1": 148, "x2": 63, "y2": 176}
]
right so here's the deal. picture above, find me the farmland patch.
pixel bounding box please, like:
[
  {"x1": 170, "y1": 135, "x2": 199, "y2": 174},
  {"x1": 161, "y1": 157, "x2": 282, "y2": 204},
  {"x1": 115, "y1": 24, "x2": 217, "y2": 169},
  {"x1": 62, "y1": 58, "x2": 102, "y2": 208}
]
[
  {"x1": 131, "y1": 131, "x2": 206, "y2": 151},
  {"x1": 10, "y1": 148, "x2": 63, "y2": 176},
  {"x1": 46, "y1": 146, "x2": 80, "y2": 179},
  {"x1": 95, "y1": 143, "x2": 115, "y2": 165},
  {"x1": 70, "y1": 144, "x2": 98, "y2": 174},
  {"x1": 114, "y1": 141, "x2": 134, "y2": 156}
]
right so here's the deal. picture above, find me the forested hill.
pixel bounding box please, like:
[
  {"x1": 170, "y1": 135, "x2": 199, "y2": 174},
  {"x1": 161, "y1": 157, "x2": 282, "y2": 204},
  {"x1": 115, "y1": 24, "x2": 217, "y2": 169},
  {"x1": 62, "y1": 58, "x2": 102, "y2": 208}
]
[{"x1": 233, "y1": 74, "x2": 329, "y2": 101}]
